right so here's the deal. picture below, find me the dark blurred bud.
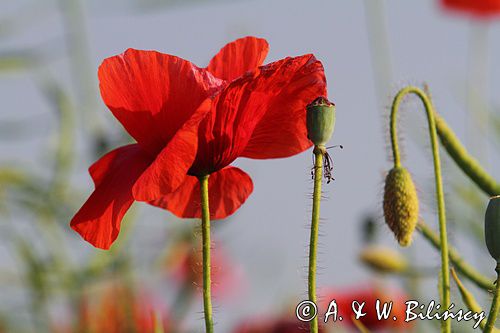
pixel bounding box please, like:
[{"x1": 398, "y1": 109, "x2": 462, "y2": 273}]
[
  {"x1": 485, "y1": 196, "x2": 500, "y2": 263},
  {"x1": 361, "y1": 215, "x2": 378, "y2": 244}
]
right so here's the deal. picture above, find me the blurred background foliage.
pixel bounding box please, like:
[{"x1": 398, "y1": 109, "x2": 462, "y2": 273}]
[{"x1": 1, "y1": 0, "x2": 500, "y2": 332}]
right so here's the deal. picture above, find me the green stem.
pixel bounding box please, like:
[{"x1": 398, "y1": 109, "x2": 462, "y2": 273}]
[
  {"x1": 485, "y1": 264, "x2": 500, "y2": 333},
  {"x1": 418, "y1": 221, "x2": 494, "y2": 291},
  {"x1": 451, "y1": 268, "x2": 497, "y2": 331},
  {"x1": 435, "y1": 113, "x2": 500, "y2": 196},
  {"x1": 308, "y1": 148, "x2": 323, "y2": 333},
  {"x1": 390, "y1": 86, "x2": 450, "y2": 333},
  {"x1": 199, "y1": 175, "x2": 214, "y2": 333}
]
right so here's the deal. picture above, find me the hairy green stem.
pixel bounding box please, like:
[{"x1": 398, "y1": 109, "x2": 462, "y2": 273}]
[
  {"x1": 435, "y1": 114, "x2": 500, "y2": 196},
  {"x1": 418, "y1": 221, "x2": 494, "y2": 291},
  {"x1": 390, "y1": 86, "x2": 450, "y2": 333},
  {"x1": 199, "y1": 175, "x2": 214, "y2": 333},
  {"x1": 308, "y1": 148, "x2": 323, "y2": 333},
  {"x1": 485, "y1": 264, "x2": 500, "y2": 333}
]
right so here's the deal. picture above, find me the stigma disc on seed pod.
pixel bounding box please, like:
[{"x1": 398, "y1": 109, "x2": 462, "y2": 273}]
[
  {"x1": 485, "y1": 195, "x2": 500, "y2": 263},
  {"x1": 383, "y1": 166, "x2": 419, "y2": 247},
  {"x1": 306, "y1": 96, "x2": 336, "y2": 147}
]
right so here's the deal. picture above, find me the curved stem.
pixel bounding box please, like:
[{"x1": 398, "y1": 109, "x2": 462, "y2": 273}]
[
  {"x1": 308, "y1": 148, "x2": 323, "y2": 333},
  {"x1": 418, "y1": 221, "x2": 494, "y2": 291},
  {"x1": 485, "y1": 264, "x2": 500, "y2": 333},
  {"x1": 199, "y1": 175, "x2": 214, "y2": 333},
  {"x1": 390, "y1": 86, "x2": 450, "y2": 333}
]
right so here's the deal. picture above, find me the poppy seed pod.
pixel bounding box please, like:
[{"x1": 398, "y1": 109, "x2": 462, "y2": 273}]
[
  {"x1": 383, "y1": 167, "x2": 419, "y2": 247},
  {"x1": 359, "y1": 246, "x2": 408, "y2": 274},
  {"x1": 306, "y1": 96, "x2": 336, "y2": 147},
  {"x1": 485, "y1": 196, "x2": 500, "y2": 263}
]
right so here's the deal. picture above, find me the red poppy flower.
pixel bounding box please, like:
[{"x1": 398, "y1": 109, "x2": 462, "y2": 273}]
[
  {"x1": 321, "y1": 285, "x2": 413, "y2": 330},
  {"x1": 441, "y1": 0, "x2": 500, "y2": 17},
  {"x1": 71, "y1": 36, "x2": 327, "y2": 249}
]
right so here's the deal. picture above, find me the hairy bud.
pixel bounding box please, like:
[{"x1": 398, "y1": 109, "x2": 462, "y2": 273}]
[{"x1": 383, "y1": 167, "x2": 419, "y2": 247}]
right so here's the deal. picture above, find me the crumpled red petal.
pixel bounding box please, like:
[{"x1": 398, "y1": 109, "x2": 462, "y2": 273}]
[
  {"x1": 207, "y1": 36, "x2": 269, "y2": 81},
  {"x1": 190, "y1": 54, "x2": 327, "y2": 175},
  {"x1": 241, "y1": 54, "x2": 327, "y2": 159},
  {"x1": 98, "y1": 49, "x2": 222, "y2": 155},
  {"x1": 132, "y1": 99, "x2": 212, "y2": 201},
  {"x1": 71, "y1": 144, "x2": 152, "y2": 249},
  {"x1": 149, "y1": 167, "x2": 253, "y2": 220}
]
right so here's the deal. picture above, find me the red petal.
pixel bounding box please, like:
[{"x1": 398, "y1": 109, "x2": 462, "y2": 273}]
[
  {"x1": 149, "y1": 167, "x2": 253, "y2": 219},
  {"x1": 207, "y1": 36, "x2": 269, "y2": 81},
  {"x1": 99, "y1": 49, "x2": 223, "y2": 154},
  {"x1": 71, "y1": 144, "x2": 152, "y2": 249},
  {"x1": 241, "y1": 54, "x2": 327, "y2": 159},
  {"x1": 442, "y1": 0, "x2": 500, "y2": 16},
  {"x1": 132, "y1": 99, "x2": 212, "y2": 201},
  {"x1": 191, "y1": 55, "x2": 327, "y2": 174}
]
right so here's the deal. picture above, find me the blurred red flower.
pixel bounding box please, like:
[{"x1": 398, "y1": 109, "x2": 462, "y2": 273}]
[
  {"x1": 54, "y1": 285, "x2": 170, "y2": 333},
  {"x1": 166, "y1": 238, "x2": 245, "y2": 299},
  {"x1": 441, "y1": 0, "x2": 500, "y2": 17},
  {"x1": 233, "y1": 318, "x2": 325, "y2": 333},
  {"x1": 71, "y1": 36, "x2": 327, "y2": 249},
  {"x1": 321, "y1": 285, "x2": 413, "y2": 331}
]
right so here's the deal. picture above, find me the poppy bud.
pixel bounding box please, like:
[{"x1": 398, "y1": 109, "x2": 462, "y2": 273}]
[
  {"x1": 306, "y1": 96, "x2": 336, "y2": 147},
  {"x1": 359, "y1": 245, "x2": 408, "y2": 274},
  {"x1": 485, "y1": 196, "x2": 500, "y2": 263},
  {"x1": 383, "y1": 167, "x2": 419, "y2": 247}
]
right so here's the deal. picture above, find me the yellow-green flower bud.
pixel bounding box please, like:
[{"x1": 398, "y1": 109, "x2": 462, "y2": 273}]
[
  {"x1": 383, "y1": 167, "x2": 419, "y2": 247},
  {"x1": 306, "y1": 96, "x2": 336, "y2": 147},
  {"x1": 359, "y1": 245, "x2": 408, "y2": 274},
  {"x1": 485, "y1": 196, "x2": 500, "y2": 263}
]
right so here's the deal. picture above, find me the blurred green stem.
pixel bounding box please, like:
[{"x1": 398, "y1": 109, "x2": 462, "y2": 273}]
[
  {"x1": 466, "y1": 23, "x2": 490, "y2": 164},
  {"x1": 390, "y1": 86, "x2": 450, "y2": 333},
  {"x1": 308, "y1": 148, "x2": 323, "y2": 333},
  {"x1": 451, "y1": 268, "x2": 497, "y2": 331},
  {"x1": 485, "y1": 264, "x2": 500, "y2": 333},
  {"x1": 154, "y1": 310, "x2": 165, "y2": 333},
  {"x1": 57, "y1": 0, "x2": 104, "y2": 138},
  {"x1": 50, "y1": 84, "x2": 74, "y2": 195},
  {"x1": 199, "y1": 175, "x2": 214, "y2": 333},
  {"x1": 435, "y1": 113, "x2": 500, "y2": 196},
  {"x1": 352, "y1": 315, "x2": 370, "y2": 333},
  {"x1": 363, "y1": 0, "x2": 393, "y2": 109},
  {"x1": 418, "y1": 221, "x2": 494, "y2": 291}
]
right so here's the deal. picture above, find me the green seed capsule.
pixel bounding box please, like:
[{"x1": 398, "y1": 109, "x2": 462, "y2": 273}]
[
  {"x1": 485, "y1": 196, "x2": 500, "y2": 263},
  {"x1": 359, "y1": 245, "x2": 408, "y2": 274},
  {"x1": 383, "y1": 167, "x2": 419, "y2": 247},
  {"x1": 306, "y1": 96, "x2": 336, "y2": 147}
]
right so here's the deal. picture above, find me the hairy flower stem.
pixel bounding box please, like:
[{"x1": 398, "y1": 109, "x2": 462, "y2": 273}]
[
  {"x1": 485, "y1": 264, "x2": 500, "y2": 333},
  {"x1": 418, "y1": 221, "x2": 494, "y2": 291},
  {"x1": 199, "y1": 175, "x2": 214, "y2": 333},
  {"x1": 308, "y1": 147, "x2": 324, "y2": 333},
  {"x1": 390, "y1": 86, "x2": 450, "y2": 333}
]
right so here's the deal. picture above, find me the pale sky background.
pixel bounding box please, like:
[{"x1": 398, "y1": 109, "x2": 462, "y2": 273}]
[{"x1": 1, "y1": 0, "x2": 500, "y2": 331}]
